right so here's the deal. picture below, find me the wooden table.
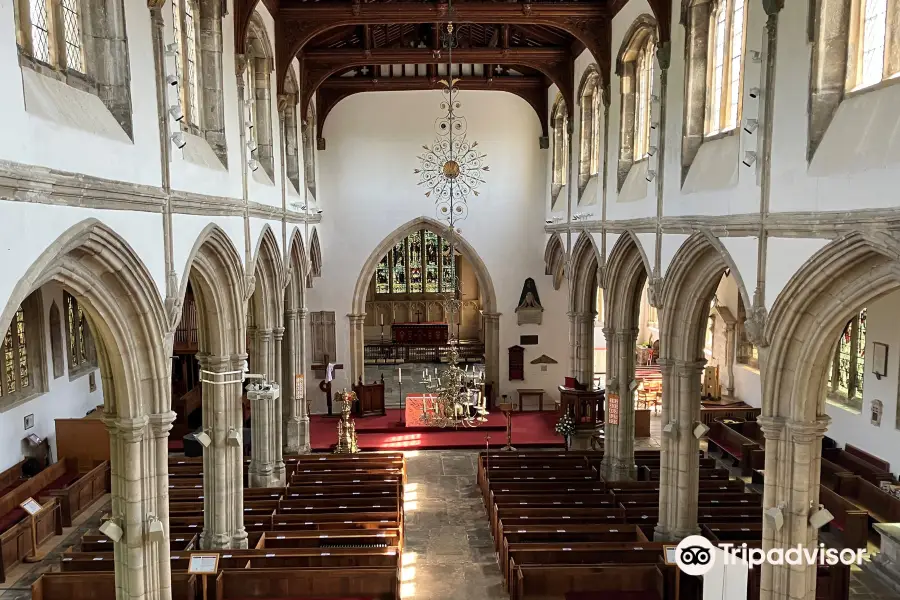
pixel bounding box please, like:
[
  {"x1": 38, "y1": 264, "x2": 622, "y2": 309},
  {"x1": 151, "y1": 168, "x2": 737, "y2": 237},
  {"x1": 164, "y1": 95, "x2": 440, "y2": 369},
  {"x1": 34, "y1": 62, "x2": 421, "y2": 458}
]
[{"x1": 516, "y1": 389, "x2": 546, "y2": 412}]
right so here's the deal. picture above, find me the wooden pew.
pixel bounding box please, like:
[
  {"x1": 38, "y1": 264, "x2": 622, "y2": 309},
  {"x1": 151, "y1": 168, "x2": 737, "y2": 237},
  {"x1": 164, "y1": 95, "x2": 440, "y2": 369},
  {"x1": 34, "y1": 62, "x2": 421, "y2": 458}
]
[
  {"x1": 822, "y1": 447, "x2": 895, "y2": 485},
  {"x1": 839, "y1": 475, "x2": 900, "y2": 526},
  {"x1": 818, "y1": 484, "x2": 869, "y2": 550},
  {"x1": 213, "y1": 566, "x2": 399, "y2": 600},
  {"x1": 706, "y1": 420, "x2": 764, "y2": 476},
  {"x1": 0, "y1": 496, "x2": 62, "y2": 583},
  {"x1": 255, "y1": 528, "x2": 401, "y2": 548},
  {"x1": 820, "y1": 459, "x2": 856, "y2": 493},
  {"x1": 33, "y1": 572, "x2": 197, "y2": 600},
  {"x1": 512, "y1": 564, "x2": 667, "y2": 600}
]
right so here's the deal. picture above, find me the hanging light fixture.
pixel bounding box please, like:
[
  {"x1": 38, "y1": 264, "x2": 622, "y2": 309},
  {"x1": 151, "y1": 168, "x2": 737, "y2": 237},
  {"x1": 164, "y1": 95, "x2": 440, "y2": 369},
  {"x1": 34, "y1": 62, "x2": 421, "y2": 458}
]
[{"x1": 413, "y1": 12, "x2": 490, "y2": 428}]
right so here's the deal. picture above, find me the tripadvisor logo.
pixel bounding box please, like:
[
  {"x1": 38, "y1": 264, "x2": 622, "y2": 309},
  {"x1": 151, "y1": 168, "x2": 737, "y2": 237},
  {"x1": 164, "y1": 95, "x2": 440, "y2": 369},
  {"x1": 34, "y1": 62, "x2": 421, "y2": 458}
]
[{"x1": 674, "y1": 535, "x2": 866, "y2": 576}]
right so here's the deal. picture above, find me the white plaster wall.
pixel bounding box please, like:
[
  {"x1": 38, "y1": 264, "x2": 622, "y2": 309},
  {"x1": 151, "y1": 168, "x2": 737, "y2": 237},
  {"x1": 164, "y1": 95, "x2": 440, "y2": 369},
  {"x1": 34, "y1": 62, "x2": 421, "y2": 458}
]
[
  {"x1": 0, "y1": 283, "x2": 104, "y2": 471},
  {"x1": 311, "y1": 90, "x2": 566, "y2": 409},
  {"x1": 826, "y1": 290, "x2": 900, "y2": 472}
]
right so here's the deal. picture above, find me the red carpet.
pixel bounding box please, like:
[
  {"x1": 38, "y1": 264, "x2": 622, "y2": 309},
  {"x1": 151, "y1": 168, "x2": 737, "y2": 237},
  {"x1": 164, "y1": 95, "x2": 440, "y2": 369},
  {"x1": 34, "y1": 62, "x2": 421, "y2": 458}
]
[{"x1": 310, "y1": 410, "x2": 564, "y2": 451}]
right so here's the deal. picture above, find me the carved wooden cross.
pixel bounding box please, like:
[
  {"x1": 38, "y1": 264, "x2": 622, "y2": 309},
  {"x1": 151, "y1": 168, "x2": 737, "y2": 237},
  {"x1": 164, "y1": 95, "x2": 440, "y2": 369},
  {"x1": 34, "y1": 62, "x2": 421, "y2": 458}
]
[
  {"x1": 414, "y1": 307, "x2": 423, "y2": 323},
  {"x1": 310, "y1": 354, "x2": 344, "y2": 416}
]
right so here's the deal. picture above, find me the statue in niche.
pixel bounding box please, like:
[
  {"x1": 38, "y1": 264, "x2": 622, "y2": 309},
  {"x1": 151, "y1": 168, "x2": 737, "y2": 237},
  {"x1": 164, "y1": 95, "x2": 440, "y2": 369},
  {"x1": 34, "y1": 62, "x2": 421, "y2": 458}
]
[{"x1": 516, "y1": 278, "x2": 544, "y2": 325}]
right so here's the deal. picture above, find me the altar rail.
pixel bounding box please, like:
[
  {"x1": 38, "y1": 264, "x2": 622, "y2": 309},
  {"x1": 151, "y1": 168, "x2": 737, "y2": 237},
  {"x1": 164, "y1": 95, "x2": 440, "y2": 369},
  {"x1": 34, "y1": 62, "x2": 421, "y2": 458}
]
[{"x1": 364, "y1": 342, "x2": 484, "y2": 364}]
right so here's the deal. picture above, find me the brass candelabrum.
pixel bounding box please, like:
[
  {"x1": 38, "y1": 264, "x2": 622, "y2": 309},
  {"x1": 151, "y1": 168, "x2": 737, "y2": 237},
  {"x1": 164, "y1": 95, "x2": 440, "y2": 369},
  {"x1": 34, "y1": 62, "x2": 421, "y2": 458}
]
[
  {"x1": 419, "y1": 346, "x2": 488, "y2": 428},
  {"x1": 334, "y1": 390, "x2": 359, "y2": 454}
]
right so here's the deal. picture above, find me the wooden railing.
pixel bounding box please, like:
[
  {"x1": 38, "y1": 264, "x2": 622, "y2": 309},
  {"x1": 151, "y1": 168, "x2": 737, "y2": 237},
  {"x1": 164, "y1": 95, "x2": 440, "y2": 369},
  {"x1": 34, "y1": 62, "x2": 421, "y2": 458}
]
[{"x1": 364, "y1": 342, "x2": 484, "y2": 364}]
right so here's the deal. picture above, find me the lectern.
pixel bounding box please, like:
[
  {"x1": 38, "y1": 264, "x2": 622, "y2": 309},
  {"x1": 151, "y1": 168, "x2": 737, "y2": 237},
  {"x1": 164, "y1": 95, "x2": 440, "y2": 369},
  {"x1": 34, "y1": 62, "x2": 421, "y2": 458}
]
[{"x1": 558, "y1": 386, "x2": 604, "y2": 430}]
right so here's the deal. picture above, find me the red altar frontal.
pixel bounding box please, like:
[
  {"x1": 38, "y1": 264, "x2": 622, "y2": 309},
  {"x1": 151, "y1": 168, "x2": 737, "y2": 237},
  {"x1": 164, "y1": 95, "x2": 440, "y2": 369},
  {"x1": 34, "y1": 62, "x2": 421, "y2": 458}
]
[{"x1": 391, "y1": 322, "x2": 448, "y2": 345}]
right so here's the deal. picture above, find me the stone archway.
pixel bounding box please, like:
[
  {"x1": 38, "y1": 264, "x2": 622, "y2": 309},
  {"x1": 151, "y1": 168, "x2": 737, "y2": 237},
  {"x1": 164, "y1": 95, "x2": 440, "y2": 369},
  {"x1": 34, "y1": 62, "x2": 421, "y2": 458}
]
[
  {"x1": 1, "y1": 219, "x2": 172, "y2": 600},
  {"x1": 567, "y1": 232, "x2": 602, "y2": 386},
  {"x1": 350, "y1": 216, "x2": 500, "y2": 394},
  {"x1": 544, "y1": 233, "x2": 566, "y2": 291},
  {"x1": 246, "y1": 226, "x2": 286, "y2": 487},
  {"x1": 760, "y1": 232, "x2": 900, "y2": 600},
  {"x1": 178, "y1": 225, "x2": 248, "y2": 550},
  {"x1": 283, "y1": 229, "x2": 310, "y2": 453},
  {"x1": 601, "y1": 232, "x2": 652, "y2": 479},
  {"x1": 654, "y1": 232, "x2": 751, "y2": 541}
]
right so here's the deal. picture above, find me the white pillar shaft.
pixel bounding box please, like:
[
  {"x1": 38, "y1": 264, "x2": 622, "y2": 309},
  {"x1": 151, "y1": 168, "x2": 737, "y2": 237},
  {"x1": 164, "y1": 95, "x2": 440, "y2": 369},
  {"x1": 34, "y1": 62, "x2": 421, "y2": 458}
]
[{"x1": 273, "y1": 327, "x2": 285, "y2": 483}]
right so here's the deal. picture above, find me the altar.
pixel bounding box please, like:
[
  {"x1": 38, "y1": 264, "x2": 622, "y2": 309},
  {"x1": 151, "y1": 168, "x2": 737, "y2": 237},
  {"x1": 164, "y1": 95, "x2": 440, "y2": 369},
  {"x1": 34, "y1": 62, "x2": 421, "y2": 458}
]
[{"x1": 391, "y1": 322, "x2": 449, "y2": 345}]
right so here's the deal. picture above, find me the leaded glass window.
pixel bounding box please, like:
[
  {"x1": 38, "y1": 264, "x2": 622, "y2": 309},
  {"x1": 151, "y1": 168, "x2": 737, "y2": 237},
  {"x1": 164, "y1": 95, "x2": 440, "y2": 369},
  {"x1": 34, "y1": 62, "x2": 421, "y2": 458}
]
[
  {"x1": 60, "y1": 0, "x2": 83, "y2": 73},
  {"x1": 705, "y1": 0, "x2": 748, "y2": 135},
  {"x1": 827, "y1": 309, "x2": 867, "y2": 410},
  {"x1": 173, "y1": 0, "x2": 201, "y2": 128},
  {"x1": 374, "y1": 231, "x2": 459, "y2": 297},
  {"x1": 28, "y1": 0, "x2": 51, "y2": 64},
  {"x1": 64, "y1": 292, "x2": 95, "y2": 374},
  {"x1": 2, "y1": 306, "x2": 33, "y2": 398},
  {"x1": 633, "y1": 38, "x2": 654, "y2": 158}
]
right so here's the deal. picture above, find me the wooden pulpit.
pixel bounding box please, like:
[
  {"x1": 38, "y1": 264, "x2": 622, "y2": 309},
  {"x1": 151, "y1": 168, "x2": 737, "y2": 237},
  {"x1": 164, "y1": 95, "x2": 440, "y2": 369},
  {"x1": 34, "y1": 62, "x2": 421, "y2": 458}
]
[
  {"x1": 352, "y1": 375, "x2": 386, "y2": 417},
  {"x1": 558, "y1": 386, "x2": 604, "y2": 430}
]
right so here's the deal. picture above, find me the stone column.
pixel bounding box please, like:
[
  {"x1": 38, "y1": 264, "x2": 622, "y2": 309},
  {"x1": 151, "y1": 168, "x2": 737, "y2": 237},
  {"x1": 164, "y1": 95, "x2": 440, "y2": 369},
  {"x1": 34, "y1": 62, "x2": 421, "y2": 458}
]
[
  {"x1": 758, "y1": 415, "x2": 830, "y2": 600},
  {"x1": 670, "y1": 359, "x2": 706, "y2": 540},
  {"x1": 272, "y1": 327, "x2": 285, "y2": 483},
  {"x1": 567, "y1": 311, "x2": 579, "y2": 378},
  {"x1": 576, "y1": 314, "x2": 595, "y2": 385},
  {"x1": 283, "y1": 309, "x2": 302, "y2": 453},
  {"x1": 298, "y1": 308, "x2": 311, "y2": 452},
  {"x1": 724, "y1": 321, "x2": 736, "y2": 397},
  {"x1": 197, "y1": 353, "x2": 247, "y2": 549},
  {"x1": 600, "y1": 325, "x2": 617, "y2": 477},
  {"x1": 106, "y1": 412, "x2": 175, "y2": 600},
  {"x1": 482, "y1": 312, "x2": 501, "y2": 400},
  {"x1": 348, "y1": 313, "x2": 366, "y2": 385},
  {"x1": 654, "y1": 358, "x2": 676, "y2": 541},
  {"x1": 248, "y1": 383, "x2": 280, "y2": 488},
  {"x1": 608, "y1": 328, "x2": 639, "y2": 480}
]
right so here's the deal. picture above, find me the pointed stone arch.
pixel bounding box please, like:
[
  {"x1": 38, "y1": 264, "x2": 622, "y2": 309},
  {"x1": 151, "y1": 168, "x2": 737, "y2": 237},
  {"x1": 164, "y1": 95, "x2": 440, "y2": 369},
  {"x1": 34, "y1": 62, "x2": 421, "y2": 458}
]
[
  {"x1": 544, "y1": 233, "x2": 566, "y2": 291},
  {"x1": 568, "y1": 232, "x2": 602, "y2": 385},
  {"x1": 283, "y1": 228, "x2": 310, "y2": 453},
  {"x1": 758, "y1": 232, "x2": 900, "y2": 600},
  {"x1": 308, "y1": 227, "x2": 323, "y2": 287},
  {"x1": 654, "y1": 231, "x2": 752, "y2": 543},
  {"x1": 178, "y1": 224, "x2": 248, "y2": 550},
  {"x1": 350, "y1": 216, "x2": 500, "y2": 394},
  {"x1": 601, "y1": 231, "x2": 653, "y2": 479},
  {"x1": 0, "y1": 219, "x2": 172, "y2": 600}
]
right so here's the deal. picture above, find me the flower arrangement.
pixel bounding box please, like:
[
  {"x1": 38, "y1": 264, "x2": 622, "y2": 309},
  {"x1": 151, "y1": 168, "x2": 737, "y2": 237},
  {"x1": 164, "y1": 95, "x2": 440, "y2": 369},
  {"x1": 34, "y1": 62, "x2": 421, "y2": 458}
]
[{"x1": 555, "y1": 412, "x2": 576, "y2": 438}]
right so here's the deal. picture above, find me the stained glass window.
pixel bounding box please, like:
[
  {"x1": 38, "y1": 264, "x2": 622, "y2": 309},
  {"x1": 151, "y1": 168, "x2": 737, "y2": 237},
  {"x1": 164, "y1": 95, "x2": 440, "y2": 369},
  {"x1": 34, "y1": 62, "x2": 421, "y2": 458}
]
[
  {"x1": 2, "y1": 306, "x2": 32, "y2": 397},
  {"x1": 633, "y1": 38, "x2": 654, "y2": 159},
  {"x1": 65, "y1": 292, "x2": 94, "y2": 372},
  {"x1": 409, "y1": 232, "x2": 423, "y2": 293},
  {"x1": 424, "y1": 231, "x2": 439, "y2": 293},
  {"x1": 828, "y1": 309, "x2": 867, "y2": 406},
  {"x1": 29, "y1": 0, "x2": 51, "y2": 64},
  {"x1": 375, "y1": 256, "x2": 390, "y2": 294},
  {"x1": 441, "y1": 237, "x2": 455, "y2": 293},
  {"x1": 173, "y1": 0, "x2": 201, "y2": 127},
  {"x1": 391, "y1": 241, "x2": 407, "y2": 294}
]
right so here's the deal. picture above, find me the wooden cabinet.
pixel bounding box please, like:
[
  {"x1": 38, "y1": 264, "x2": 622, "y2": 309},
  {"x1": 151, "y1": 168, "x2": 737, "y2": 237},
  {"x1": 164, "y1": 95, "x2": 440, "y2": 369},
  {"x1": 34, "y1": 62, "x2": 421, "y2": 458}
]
[{"x1": 352, "y1": 378, "x2": 386, "y2": 417}]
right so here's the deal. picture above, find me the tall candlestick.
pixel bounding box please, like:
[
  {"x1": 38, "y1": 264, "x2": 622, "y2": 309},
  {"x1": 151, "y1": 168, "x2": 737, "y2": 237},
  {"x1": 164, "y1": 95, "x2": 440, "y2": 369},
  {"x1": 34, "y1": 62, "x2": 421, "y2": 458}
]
[
  {"x1": 398, "y1": 367, "x2": 402, "y2": 383},
  {"x1": 380, "y1": 314, "x2": 384, "y2": 326}
]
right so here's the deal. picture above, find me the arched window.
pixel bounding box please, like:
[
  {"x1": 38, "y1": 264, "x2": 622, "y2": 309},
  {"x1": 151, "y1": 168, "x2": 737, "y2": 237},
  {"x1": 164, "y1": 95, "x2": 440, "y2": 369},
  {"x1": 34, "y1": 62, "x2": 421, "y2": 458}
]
[
  {"x1": 374, "y1": 230, "x2": 458, "y2": 296},
  {"x1": 578, "y1": 68, "x2": 603, "y2": 194},
  {"x1": 616, "y1": 16, "x2": 658, "y2": 191},
  {"x1": 1, "y1": 292, "x2": 46, "y2": 408},
  {"x1": 245, "y1": 14, "x2": 275, "y2": 180},
  {"x1": 847, "y1": 0, "x2": 899, "y2": 90},
  {"x1": 826, "y1": 309, "x2": 867, "y2": 412},
  {"x1": 172, "y1": 0, "x2": 200, "y2": 129},
  {"x1": 705, "y1": 0, "x2": 748, "y2": 135},
  {"x1": 302, "y1": 105, "x2": 317, "y2": 197},
  {"x1": 550, "y1": 95, "x2": 568, "y2": 207},
  {"x1": 64, "y1": 291, "x2": 96, "y2": 376},
  {"x1": 283, "y1": 71, "x2": 301, "y2": 194}
]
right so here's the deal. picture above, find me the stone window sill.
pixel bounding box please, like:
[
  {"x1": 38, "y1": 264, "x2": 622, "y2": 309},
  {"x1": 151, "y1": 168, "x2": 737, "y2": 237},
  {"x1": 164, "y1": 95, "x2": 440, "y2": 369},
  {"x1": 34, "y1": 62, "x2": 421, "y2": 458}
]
[
  {"x1": 826, "y1": 393, "x2": 862, "y2": 415},
  {"x1": 0, "y1": 389, "x2": 44, "y2": 414},
  {"x1": 845, "y1": 72, "x2": 900, "y2": 100},
  {"x1": 19, "y1": 52, "x2": 97, "y2": 96},
  {"x1": 69, "y1": 363, "x2": 97, "y2": 382}
]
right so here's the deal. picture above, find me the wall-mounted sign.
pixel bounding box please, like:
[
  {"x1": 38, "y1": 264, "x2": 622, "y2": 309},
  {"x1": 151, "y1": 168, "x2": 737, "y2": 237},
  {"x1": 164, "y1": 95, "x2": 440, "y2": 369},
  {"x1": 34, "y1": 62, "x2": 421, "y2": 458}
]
[
  {"x1": 295, "y1": 374, "x2": 305, "y2": 400},
  {"x1": 606, "y1": 393, "x2": 619, "y2": 425}
]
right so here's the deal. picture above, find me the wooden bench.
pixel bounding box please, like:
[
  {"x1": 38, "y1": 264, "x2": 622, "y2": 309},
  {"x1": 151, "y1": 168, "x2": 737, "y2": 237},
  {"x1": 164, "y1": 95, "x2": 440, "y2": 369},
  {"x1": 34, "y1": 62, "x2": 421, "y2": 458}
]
[
  {"x1": 821, "y1": 458, "x2": 856, "y2": 493},
  {"x1": 0, "y1": 496, "x2": 62, "y2": 582},
  {"x1": 33, "y1": 572, "x2": 197, "y2": 600},
  {"x1": 818, "y1": 484, "x2": 869, "y2": 550},
  {"x1": 511, "y1": 562, "x2": 667, "y2": 600},
  {"x1": 822, "y1": 447, "x2": 895, "y2": 485},
  {"x1": 840, "y1": 475, "x2": 900, "y2": 526},
  {"x1": 706, "y1": 420, "x2": 764, "y2": 476},
  {"x1": 212, "y1": 566, "x2": 399, "y2": 600}
]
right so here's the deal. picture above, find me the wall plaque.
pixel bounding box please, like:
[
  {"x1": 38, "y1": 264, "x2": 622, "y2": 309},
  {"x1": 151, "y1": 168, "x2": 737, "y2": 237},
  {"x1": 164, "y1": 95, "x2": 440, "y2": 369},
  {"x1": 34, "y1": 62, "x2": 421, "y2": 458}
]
[
  {"x1": 520, "y1": 335, "x2": 539, "y2": 345},
  {"x1": 606, "y1": 393, "x2": 620, "y2": 425}
]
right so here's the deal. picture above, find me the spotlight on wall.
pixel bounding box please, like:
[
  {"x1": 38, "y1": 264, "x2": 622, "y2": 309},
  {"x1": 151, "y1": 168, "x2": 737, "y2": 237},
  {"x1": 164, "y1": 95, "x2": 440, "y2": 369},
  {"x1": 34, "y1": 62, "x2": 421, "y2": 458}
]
[
  {"x1": 316, "y1": 209, "x2": 323, "y2": 214},
  {"x1": 749, "y1": 50, "x2": 762, "y2": 63},
  {"x1": 743, "y1": 151, "x2": 758, "y2": 167},
  {"x1": 165, "y1": 43, "x2": 178, "y2": 57},
  {"x1": 647, "y1": 146, "x2": 658, "y2": 157},
  {"x1": 247, "y1": 139, "x2": 258, "y2": 152},
  {"x1": 765, "y1": 505, "x2": 785, "y2": 532},
  {"x1": 99, "y1": 517, "x2": 123, "y2": 542},
  {"x1": 226, "y1": 429, "x2": 242, "y2": 447},
  {"x1": 743, "y1": 119, "x2": 759, "y2": 134},
  {"x1": 545, "y1": 219, "x2": 554, "y2": 224},
  {"x1": 166, "y1": 74, "x2": 179, "y2": 87},
  {"x1": 646, "y1": 170, "x2": 657, "y2": 182},
  {"x1": 245, "y1": 120, "x2": 254, "y2": 130},
  {"x1": 749, "y1": 87, "x2": 761, "y2": 99},
  {"x1": 148, "y1": 515, "x2": 166, "y2": 543},
  {"x1": 248, "y1": 159, "x2": 260, "y2": 172},
  {"x1": 195, "y1": 431, "x2": 211, "y2": 448},
  {"x1": 170, "y1": 132, "x2": 186, "y2": 149},
  {"x1": 693, "y1": 422, "x2": 710, "y2": 439},
  {"x1": 168, "y1": 105, "x2": 184, "y2": 122},
  {"x1": 809, "y1": 505, "x2": 834, "y2": 530}
]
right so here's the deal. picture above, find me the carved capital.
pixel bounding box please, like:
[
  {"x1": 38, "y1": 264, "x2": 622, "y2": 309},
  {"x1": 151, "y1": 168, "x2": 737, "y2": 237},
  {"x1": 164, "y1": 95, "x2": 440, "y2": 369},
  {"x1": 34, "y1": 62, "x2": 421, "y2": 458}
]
[
  {"x1": 348, "y1": 313, "x2": 366, "y2": 326},
  {"x1": 235, "y1": 54, "x2": 248, "y2": 80},
  {"x1": 744, "y1": 301, "x2": 769, "y2": 348},
  {"x1": 646, "y1": 274, "x2": 664, "y2": 308},
  {"x1": 148, "y1": 411, "x2": 177, "y2": 438},
  {"x1": 273, "y1": 327, "x2": 285, "y2": 341},
  {"x1": 675, "y1": 359, "x2": 706, "y2": 377},
  {"x1": 243, "y1": 274, "x2": 257, "y2": 302},
  {"x1": 788, "y1": 416, "x2": 830, "y2": 444},
  {"x1": 106, "y1": 416, "x2": 149, "y2": 443},
  {"x1": 756, "y1": 415, "x2": 786, "y2": 441},
  {"x1": 657, "y1": 358, "x2": 674, "y2": 376},
  {"x1": 197, "y1": 353, "x2": 233, "y2": 373}
]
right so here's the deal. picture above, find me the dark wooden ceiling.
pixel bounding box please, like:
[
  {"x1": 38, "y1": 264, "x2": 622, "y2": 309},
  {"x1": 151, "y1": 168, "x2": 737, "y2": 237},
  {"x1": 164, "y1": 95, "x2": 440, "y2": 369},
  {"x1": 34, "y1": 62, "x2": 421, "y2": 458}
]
[{"x1": 235, "y1": 0, "x2": 672, "y2": 141}]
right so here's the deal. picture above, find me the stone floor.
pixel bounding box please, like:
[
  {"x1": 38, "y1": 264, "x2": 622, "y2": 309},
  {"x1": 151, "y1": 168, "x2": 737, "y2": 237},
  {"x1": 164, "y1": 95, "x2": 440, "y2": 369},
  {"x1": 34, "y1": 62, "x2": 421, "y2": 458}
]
[{"x1": 401, "y1": 450, "x2": 507, "y2": 600}]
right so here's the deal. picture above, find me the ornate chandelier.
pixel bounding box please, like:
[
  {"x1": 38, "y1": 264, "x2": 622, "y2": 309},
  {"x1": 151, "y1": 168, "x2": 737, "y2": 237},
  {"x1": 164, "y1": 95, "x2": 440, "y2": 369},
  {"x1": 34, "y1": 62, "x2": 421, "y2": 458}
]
[{"x1": 413, "y1": 15, "x2": 489, "y2": 428}]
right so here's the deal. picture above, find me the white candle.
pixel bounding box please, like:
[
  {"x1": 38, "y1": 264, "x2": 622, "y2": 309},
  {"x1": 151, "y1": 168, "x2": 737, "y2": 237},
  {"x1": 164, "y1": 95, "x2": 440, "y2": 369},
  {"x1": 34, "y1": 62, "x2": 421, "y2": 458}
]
[
  {"x1": 380, "y1": 315, "x2": 384, "y2": 326},
  {"x1": 398, "y1": 368, "x2": 402, "y2": 383}
]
